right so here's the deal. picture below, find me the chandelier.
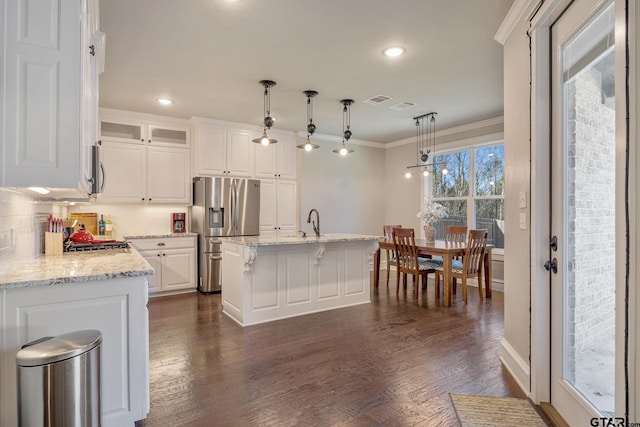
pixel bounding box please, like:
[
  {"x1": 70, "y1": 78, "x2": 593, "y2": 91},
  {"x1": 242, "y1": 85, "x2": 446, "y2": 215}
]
[
  {"x1": 297, "y1": 90, "x2": 320, "y2": 151},
  {"x1": 405, "y1": 112, "x2": 447, "y2": 178},
  {"x1": 332, "y1": 99, "x2": 354, "y2": 156},
  {"x1": 251, "y1": 80, "x2": 278, "y2": 146}
]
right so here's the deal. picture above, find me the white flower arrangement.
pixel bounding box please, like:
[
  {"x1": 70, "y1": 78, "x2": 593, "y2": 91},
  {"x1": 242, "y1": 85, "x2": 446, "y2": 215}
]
[{"x1": 417, "y1": 198, "x2": 447, "y2": 226}]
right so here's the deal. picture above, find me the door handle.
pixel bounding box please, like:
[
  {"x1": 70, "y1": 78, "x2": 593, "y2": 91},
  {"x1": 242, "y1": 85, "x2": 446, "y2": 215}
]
[{"x1": 544, "y1": 258, "x2": 558, "y2": 274}]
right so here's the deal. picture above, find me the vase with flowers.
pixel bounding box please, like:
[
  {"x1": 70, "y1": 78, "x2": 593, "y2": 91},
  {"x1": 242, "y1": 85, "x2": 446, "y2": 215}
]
[{"x1": 417, "y1": 198, "x2": 447, "y2": 243}]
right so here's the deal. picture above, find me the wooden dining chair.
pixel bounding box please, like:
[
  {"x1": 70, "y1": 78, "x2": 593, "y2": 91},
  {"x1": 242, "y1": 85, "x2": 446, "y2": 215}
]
[
  {"x1": 392, "y1": 227, "x2": 440, "y2": 298},
  {"x1": 434, "y1": 229, "x2": 487, "y2": 304},
  {"x1": 383, "y1": 224, "x2": 402, "y2": 287},
  {"x1": 430, "y1": 225, "x2": 467, "y2": 295},
  {"x1": 445, "y1": 225, "x2": 468, "y2": 243}
]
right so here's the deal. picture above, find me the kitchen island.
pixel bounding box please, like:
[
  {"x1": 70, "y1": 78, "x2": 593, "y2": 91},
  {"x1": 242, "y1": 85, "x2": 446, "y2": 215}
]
[
  {"x1": 221, "y1": 233, "x2": 379, "y2": 326},
  {"x1": 0, "y1": 249, "x2": 152, "y2": 427}
]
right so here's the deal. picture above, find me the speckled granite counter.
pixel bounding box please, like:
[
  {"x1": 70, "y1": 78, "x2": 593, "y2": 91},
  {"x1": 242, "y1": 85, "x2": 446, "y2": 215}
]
[
  {"x1": 222, "y1": 233, "x2": 381, "y2": 247},
  {"x1": 0, "y1": 248, "x2": 153, "y2": 289}
]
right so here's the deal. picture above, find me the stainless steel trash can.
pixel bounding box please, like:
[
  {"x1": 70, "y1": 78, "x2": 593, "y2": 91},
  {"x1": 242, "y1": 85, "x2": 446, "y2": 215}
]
[{"x1": 16, "y1": 330, "x2": 102, "y2": 427}]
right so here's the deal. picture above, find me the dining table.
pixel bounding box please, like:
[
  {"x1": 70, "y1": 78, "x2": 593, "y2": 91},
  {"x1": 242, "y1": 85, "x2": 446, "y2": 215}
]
[{"x1": 374, "y1": 239, "x2": 493, "y2": 307}]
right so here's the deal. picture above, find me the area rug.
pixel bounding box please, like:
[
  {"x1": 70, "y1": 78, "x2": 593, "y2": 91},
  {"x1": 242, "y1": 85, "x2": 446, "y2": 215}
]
[{"x1": 450, "y1": 393, "x2": 549, "y2": 426}]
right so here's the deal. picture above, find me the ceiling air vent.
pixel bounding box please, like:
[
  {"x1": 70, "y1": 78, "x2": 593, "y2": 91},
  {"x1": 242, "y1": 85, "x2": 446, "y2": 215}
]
[
  {"x1": 363, "y1": 95, "x2": 392, "y2": 105},
  {"x1": 389, "y1": 101, "x2": 416, "y2": 111}
]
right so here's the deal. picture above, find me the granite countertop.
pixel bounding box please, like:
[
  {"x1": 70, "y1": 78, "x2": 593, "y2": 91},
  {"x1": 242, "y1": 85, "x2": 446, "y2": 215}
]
[
  {"x1": 222, "y1": 233, "x2": 381, "y2": 247},
  {"x1": 123, "y1": 232, "x2": 197, "y2": 240},
  {"x1": 0, "y1": 248, "x2": 154, "y2": 290}
]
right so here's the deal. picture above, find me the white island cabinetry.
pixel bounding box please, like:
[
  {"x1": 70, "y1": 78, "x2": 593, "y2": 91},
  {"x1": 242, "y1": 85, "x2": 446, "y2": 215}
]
[{"x1": 221, "y1": 234, "x2": 379, "y2": 326}]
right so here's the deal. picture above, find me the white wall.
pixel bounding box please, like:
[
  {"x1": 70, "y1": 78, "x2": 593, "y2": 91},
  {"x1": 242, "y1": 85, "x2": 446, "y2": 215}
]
[
  {"x1": 0, "y1": 189, "x2": 65, "y2": 264},
  {"x1": 67, "y1": 203, "x2": 190, "y2": 237},
  {"x1": 298, "y1": 136, "x2": 386, "y2": 236},
  {"x1": 500, "y1": 3, "x2": 536, "y2": 393}
]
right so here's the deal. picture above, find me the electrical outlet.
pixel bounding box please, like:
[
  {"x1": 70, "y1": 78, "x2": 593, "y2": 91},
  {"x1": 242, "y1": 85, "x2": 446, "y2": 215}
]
[
  {"x1": 519, "y1": 213, "x2": 527, "y2": 230},
  {"x1": 519, "y1": 191, "x2": 527, "y2": 208}
]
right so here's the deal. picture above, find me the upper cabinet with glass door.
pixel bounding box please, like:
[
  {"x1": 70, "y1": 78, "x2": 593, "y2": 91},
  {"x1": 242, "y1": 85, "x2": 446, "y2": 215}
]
[{"x1": 99, "y1": 109, "x2": 191, "y2": 148}]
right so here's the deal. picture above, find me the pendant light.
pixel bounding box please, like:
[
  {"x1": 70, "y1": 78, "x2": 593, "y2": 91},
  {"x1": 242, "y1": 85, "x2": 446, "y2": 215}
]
[
  {"x1": 332, "y1": 99, "x2": 354, "y2": 156},
  {"x1": 297, "y1": 90, "x2": 320, "y2": 151},
  {"x1": 252, "y1": 80, "x2": 278, "y2": 146},
  {"x1": 405, "y1": 112, "x2": 439, "y2": 177}
]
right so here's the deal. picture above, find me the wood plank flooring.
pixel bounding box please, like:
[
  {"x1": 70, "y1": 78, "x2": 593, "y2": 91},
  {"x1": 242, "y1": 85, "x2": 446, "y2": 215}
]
[{"x1": 139, "y1": 277, "x2": 528, "y2": 426}]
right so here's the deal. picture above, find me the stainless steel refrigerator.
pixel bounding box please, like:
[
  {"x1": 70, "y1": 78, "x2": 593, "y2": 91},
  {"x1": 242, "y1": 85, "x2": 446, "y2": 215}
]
[{"x1": 192, "y1": 177, "x2": 261, "y2": 293}]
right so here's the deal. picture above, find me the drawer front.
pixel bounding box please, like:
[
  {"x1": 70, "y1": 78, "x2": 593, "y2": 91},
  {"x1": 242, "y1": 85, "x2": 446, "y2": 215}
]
[{"x1": 129, "y1": 236, "x2": 195, "y2": 251}]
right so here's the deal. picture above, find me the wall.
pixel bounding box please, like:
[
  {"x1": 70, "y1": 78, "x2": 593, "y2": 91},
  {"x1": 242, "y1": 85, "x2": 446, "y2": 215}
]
[
  {"x1": 384, "y1": 142, "x2": 422, "y2": 232},
  {"x1": 500, "y1": 3, "x2": 535, "y2": 392},
  {"x1": 0, "y1": 188, "x2": 64, "y2": 267},
  {"x1": 298, "y1": 136, "x2": 385, "y2": 236},
  {"x1": 67, "y1": 203, "x2": 190, "y2": 237}
]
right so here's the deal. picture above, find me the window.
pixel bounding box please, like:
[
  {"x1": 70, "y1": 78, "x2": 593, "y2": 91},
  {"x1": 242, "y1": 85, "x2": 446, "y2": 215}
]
[{"x1": 425, "y1": 143, "x2": 505, "y2": 250}]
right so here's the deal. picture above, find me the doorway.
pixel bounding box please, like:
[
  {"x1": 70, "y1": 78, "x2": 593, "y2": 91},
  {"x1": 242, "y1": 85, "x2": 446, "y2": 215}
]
[{"x1": 549, "y1": 0, "x2": 616, "y2": 424}]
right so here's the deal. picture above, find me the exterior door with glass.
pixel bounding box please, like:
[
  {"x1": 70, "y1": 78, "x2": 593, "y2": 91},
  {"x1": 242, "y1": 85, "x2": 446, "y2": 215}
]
[{"x1": 550, "y1": 0, "x2": 617, "y2": 424}]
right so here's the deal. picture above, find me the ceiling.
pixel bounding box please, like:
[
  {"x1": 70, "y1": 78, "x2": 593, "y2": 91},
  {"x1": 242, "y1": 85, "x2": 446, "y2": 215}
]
[{"x1": 98, "y1": 0, "x2": 513, "y2": 144}]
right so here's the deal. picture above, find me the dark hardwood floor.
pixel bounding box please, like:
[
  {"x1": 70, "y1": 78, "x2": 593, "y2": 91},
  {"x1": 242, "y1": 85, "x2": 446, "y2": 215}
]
[{"x1": 140, "y1": 276, "x2": 527, "y2": 426}]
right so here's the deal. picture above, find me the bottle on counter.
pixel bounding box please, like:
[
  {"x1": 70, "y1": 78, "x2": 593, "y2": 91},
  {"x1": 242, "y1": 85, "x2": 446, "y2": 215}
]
[
  {"x1": 105, "y1": 214, "x2": 113, "y2": 237},
  {"x1": 98, "y1": 214, "x2": 106, "y2": 236}
]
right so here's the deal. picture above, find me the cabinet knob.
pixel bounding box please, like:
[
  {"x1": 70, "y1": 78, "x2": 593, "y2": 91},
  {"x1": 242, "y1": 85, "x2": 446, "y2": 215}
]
[
  {"x1": 141, "y1": 138, "x2": 144, "y2": 142},
  {"x1": 142, "y1": 198, "x2": 145, "y2": 201},
  {"x1": 162, "y1": 253, "x2": 166, "y2": 256},
  {"x1": 157, "y1": 254, "x2": 160, "y2": 257}
]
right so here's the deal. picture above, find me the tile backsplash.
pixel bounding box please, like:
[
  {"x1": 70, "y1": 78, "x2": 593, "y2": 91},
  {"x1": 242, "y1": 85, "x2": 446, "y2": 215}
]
[{"x1": 0, "y1": 188, "x2": 65, "y2": 263}]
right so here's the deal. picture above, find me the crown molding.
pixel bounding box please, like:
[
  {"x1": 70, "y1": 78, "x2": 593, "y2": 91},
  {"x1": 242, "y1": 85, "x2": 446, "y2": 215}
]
[
  {"x1": 386, "y1": 116, "x2": 504, "y2": 149},
  {"x1": 494, "y1": 0, "x2": 539, "y2": 45}
]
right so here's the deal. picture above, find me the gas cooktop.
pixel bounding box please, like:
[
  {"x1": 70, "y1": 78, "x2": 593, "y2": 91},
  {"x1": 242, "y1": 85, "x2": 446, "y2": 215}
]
[{"x1": 64, "y1": 241, "x2": 130, "y2": 252}]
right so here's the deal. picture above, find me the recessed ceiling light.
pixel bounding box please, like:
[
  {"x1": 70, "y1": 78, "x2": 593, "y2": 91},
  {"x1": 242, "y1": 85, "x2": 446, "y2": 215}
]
[
  {"x1": 383, "y1": 47, "x2": 405, "y2": 58},
  {"x1": 157, "y1": 98, "x2": 174, "y2": 106}
]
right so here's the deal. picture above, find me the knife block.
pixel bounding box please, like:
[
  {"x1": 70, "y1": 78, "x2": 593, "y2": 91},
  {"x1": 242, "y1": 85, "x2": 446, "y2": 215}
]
[{"x1": 45, "y1": 232, "x2": 64, "y2": 255}]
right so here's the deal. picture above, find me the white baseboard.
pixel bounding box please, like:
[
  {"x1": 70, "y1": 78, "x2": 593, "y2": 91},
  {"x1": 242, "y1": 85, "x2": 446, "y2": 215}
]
[{"x1": 500, "y1": 338, "x2": 531, "y2": 397}]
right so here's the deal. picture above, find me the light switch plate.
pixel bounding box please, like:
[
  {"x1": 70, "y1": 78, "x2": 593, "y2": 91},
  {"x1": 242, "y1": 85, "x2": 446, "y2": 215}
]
[
  {"x1": 519, "y1": 191, "x2": 527, "y2": 208},
  {"x1": 519, "y1": 213, "x2": 527, "y2": 230}
]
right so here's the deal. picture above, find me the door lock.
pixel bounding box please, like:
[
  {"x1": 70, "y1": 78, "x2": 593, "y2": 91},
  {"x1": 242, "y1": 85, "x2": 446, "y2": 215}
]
[
  {"x1": 544, "y1": 258, "x2": 558, "y2": 274},
  {"x1": 550, "y1": 235, "x2": 558, "y2": 252}
]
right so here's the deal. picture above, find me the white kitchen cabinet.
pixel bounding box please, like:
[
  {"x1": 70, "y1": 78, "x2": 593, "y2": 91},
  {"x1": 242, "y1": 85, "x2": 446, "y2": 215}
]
[
  {"x1": 129, "y1": 236, "x2": 196, "y2": 296},
  {"x1": 192, "y1": 120, "x2": 254, "y2": 177},
  {"x1": 99, "y1": 141, "x2": 146, "y2": 202},
  {"x1": 98, "y1": 110, "x2": 191, "y2": 204},
  {"x1": 0, "y1": 277, "x2": 149, "y2": 427},
  {"x1": 259, "y1": 179, "x2": 298, "y2": 237},
  {"x1": 254, "y1": 132, "x2": 297, "y2": 180},
  {"x1": 1, "y1": 0, "x2": 103, "y2": 194}
]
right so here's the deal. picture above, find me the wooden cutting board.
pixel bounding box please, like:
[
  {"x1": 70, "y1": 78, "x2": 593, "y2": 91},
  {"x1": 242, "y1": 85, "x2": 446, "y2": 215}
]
[{"x1": 69, "y1": 213, "x2": 98, "y2": 235}]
